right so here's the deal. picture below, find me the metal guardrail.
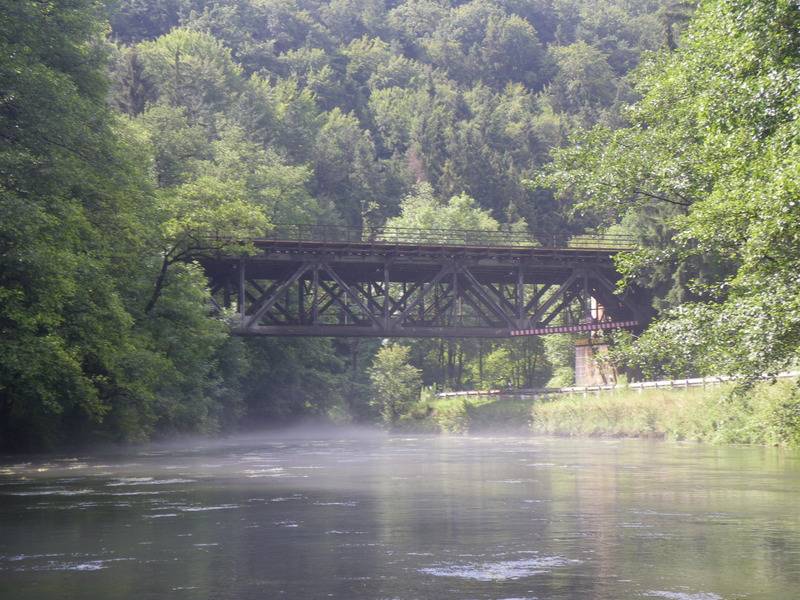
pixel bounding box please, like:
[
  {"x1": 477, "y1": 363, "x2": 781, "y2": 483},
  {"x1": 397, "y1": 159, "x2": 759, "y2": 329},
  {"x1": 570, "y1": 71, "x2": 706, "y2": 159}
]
[
  {"x1": 436, "y1": 371, "x2": 800, "y2": 399},
  {"x1": 259, "y1": 224, "x2": 635, "y2": 251}
]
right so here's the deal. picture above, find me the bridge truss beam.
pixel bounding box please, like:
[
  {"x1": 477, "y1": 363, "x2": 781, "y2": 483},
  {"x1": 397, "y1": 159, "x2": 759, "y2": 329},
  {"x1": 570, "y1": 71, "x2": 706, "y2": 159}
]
[{"x1": 203, "y1": 240, "x2": 647, "y2": 338}]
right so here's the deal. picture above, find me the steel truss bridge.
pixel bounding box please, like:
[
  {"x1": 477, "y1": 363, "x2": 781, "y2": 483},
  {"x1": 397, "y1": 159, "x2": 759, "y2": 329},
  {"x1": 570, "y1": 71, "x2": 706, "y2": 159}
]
[{"x1": 201, "y1": 225, "x2": 649, "y2": 338}]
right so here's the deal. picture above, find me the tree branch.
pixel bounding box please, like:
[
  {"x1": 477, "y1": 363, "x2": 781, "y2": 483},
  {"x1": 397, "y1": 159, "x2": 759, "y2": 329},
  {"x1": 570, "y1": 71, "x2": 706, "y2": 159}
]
[
  {"x1": 591, "y1": 180, "x2": 693, "y2": 207},
  {"x1": 144, "y1": 253, "x2": 170, "y2": 314},
  {"x1": 631, "y1": 188, "x2": 692, "y2": 207}
]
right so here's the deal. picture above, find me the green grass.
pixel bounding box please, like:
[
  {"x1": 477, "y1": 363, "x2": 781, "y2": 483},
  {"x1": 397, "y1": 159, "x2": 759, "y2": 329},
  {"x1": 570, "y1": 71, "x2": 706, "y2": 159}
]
[
  {"x1": 530, "y1": 380, "x2": 800, "y2": 446},
  {"x1": 400, "y1": 380, "x2": 800, "y2": 446}
]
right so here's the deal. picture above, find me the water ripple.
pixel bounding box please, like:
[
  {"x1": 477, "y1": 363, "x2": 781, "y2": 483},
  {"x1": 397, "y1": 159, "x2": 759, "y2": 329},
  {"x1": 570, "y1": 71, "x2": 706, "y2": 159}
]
[{"x1": 420, "y1": 556, "x2": 577, "y2": 581}]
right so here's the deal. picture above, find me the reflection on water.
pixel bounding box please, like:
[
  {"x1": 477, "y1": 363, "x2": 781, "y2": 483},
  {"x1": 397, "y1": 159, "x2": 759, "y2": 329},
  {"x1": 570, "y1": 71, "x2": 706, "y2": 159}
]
[{"x1": 1, "y1": 434, "x2": 799, "y2": 599}]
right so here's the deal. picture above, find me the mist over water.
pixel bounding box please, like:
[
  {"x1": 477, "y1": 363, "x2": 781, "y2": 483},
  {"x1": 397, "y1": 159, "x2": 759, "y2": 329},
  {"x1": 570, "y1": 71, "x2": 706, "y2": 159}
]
[{"x1": 1, "y1": 432, "x2": 799, "y2": 599}]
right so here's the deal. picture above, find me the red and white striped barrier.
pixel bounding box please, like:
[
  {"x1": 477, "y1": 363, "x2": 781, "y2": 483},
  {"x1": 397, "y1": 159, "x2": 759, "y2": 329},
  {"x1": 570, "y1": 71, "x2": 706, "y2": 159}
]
[{"x1": 510, "y1": 320, "x2": 638, "y2": 336}]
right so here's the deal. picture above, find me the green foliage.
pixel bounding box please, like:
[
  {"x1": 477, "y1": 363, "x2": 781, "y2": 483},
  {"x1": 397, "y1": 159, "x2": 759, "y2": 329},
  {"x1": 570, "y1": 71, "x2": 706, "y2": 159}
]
[
  {"x1": 531, "y1": 380, "x2": 800, "y2": 447},
  {"x1": 250, "y1": 76, "x2": 321, "y2": 162},
  {"x1": 547, "y1": 367, "x2": 576, "y2": 388},
  {"x1": 313, "y1": 108, "x2": 394, "y2": 227},
  {"x1": 142, "y1": 162, "x2": 272, "y2": 315},
  {"x1": 431, "y1": 398, "x2": 473, "y2": 434},
  {"x1": 240, "y1": 337, "x2": 347, "y2": 423},
  {"x1": 158, "y1": 177, "x2": 267, "y2": 246},
  {"x1": 412, "y1": 394, "x2": 536, "y2": 434},
  {"x1": 0, "y1": 0, "x2": 252, "y2": 450},
  {"x1": 467, "y1": 339, "x2": 548, "y2": 390},
  {"x1": 104, "y1": 0, "x2": 666, "y2": 238},
  {"x1": 137, "y1": 28, "x2": 244, "y2": 121},
  {"x1": 423, "y1": 1, "x2": 551, "y2": 89},
  {"x1": 543, "y1": 333, "x2": 576, "y2": 369},
  {"x1": 109, "y1": 0, "x2": 182, "y2": 43},
  {"x1": 478, "y1": 347, "x2": 515, "y2": 388},
  {"x1": 1, "y1": 0, "x2": 132, "y2": 448},
  {"x1": 542, "y1": 333, "x2": 576, "y2": 386},
  {"x1": 385, "y1": 182, "x2": 506, "y2": 233},
  {"x1": 368, "y1": 344, "x2": 423, "y2": 426},
  {"x1": 547, "y1": 41, "x2": 619, "y2": 124},
  {"x1": 136, "y1": 104, "x2": 209, "y2": 186},
  {"x1": 372, "y1": 379, "x2": 800, "y2": 444},
  {"x1": 0, "y1": 0, "x2": 684, "y2": 450},
  {"x1": 542, "y1": 0, "x2": 800, "y2": 380}
]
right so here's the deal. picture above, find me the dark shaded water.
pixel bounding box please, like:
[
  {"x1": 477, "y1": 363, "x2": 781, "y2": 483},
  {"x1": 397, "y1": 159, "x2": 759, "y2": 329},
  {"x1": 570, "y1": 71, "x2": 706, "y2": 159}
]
[{"x1": 1, "y1": 434, "x2": 799, "y2": 599}]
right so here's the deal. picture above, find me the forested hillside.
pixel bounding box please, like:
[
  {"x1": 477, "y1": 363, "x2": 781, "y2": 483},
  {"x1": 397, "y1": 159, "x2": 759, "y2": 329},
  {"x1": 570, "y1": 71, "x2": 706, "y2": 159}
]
[{"x1": 7, "y1": 0, "x2": 796, "y2": 450}]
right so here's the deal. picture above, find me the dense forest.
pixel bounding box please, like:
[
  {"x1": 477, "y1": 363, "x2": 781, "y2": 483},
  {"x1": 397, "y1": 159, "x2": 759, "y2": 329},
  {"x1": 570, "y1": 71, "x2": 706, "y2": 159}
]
[{"x1": 1, "y1": 0, "x2": 797, "y2": 450}]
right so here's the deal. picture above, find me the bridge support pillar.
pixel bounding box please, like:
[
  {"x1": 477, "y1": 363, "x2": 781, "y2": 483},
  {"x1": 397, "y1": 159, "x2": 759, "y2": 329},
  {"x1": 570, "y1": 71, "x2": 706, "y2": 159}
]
[{"x1": 575, "y1": 339, "x2": 617, "y2": 386}]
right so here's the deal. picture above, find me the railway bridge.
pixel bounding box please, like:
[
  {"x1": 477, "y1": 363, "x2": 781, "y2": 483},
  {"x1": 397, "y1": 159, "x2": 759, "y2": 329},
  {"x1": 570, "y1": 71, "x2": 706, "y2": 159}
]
[{"x1": 201, "y1": 225, "x2": 649, "y2": 339}]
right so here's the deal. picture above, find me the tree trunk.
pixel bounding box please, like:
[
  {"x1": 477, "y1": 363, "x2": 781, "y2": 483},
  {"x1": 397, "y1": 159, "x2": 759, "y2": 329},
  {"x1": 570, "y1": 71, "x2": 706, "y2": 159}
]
[{"x1": 145, "y1": 255, "x2": 170, "y2": 314}]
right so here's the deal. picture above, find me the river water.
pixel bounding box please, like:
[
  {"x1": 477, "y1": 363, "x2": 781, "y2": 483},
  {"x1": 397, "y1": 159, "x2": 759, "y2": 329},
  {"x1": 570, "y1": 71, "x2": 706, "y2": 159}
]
[{"x1": 1, "y1": 434, "x2": 799, "y2": 599}]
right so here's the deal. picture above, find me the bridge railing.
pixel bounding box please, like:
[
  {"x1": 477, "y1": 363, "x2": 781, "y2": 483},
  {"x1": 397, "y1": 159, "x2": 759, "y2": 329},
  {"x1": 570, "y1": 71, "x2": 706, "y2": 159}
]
[
  {"x1": 261, "y1": 224, "x2": 635, "y2": 250},
  {"x1": 436, "y1": 371, "x2": 800, "y2": 399}
]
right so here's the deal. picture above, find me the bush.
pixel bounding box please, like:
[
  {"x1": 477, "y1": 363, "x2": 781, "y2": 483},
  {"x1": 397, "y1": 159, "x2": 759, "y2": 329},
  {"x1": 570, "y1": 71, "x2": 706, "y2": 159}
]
[
  {"x1": 368, "y1": 344, "x2": 422, "y2": 426},
  {"x1": 546, "y1": 366, "x2": 574, "y2": 388}
]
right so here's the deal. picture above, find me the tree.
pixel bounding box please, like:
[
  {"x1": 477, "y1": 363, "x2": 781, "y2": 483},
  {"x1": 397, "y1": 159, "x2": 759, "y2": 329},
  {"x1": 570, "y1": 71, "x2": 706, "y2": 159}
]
[
  {"x1": 423, "y1": 1, "x2": 504, "y2": 85},
  {"x1": 387, "y1": 182, "x2": 501, "y2": 230},
  {"x1": 387, "y1": 0, "x2": 449, "y2": 50},
  {"x1": 369, "y1": 85, "x2": 427, "y2": 154},
  {"x1": 249, "y1": 76, "x2": 321, "y2": 163},
  {"x1": 547, "y1": 41, "x2": 618, "y2": 124},
  {"x1": 182, "y1": 0, "x2": 334, "y2": 76},
  {"x1": 279, "y1": 47, "x2": 348, "y2": 111},
  {"x1": 312, "y1": 108, "x2": 394, "y2": 227},
  {"x1": 368, "y1": 344, "x2": 422, "y2": 425},
  {"x1": 543, "y1": 332, "x2": 577, "y2": 387},
  {"x1": 241, "y1": 337, "x2": 347, "y2": 423},
  {"x1": 478, "y1": 347, "x2": 515, "y2": 388},
  {"x1": 0, "y1": 0, "x2": 146, "y2": 448},
  {"x1": 0, "y1": 0, "x2": 250, "y2": 449},
  {"x1": 542, "y1": 0, "x2": 800, "y2": 380},
  {"x1": 136, "y1": 104, "x2": 210, "y2": 187},
  {"x1": 319, "y1": 0, "x2": 388, "y2": 44},
  {"x1": 145, "y1": 176, "x2": 270, "y2": 314},
  {"x1": 137, "y1": 28, "x2": 244, "y2": 124},
  {"x1": 109, "y1": 0, "x2": 183, "y2": 43},
  {"x1": 480, "y1": 14, "x2": 551, "y2": 90},
  {"x1": 195, "y1": 125, "x2": 323, "y2": 224}
]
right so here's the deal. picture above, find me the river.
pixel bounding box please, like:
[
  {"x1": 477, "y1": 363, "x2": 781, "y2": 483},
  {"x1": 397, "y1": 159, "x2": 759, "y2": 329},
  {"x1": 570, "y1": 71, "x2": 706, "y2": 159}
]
[{"x1": 1, "y1": 434, "x2": 799, "y2": 599}]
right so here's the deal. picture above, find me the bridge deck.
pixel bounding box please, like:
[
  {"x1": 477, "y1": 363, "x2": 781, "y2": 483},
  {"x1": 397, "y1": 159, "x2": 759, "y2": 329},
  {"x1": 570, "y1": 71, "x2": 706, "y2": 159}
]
[
  {"x1": 251, "y1": 238, "x2": 628, "y2": 256},
  {"x1": 258, "y1": 224, "x2": 634, "y2": 250},
  {"x1": 204, "y1": 239, "x2": 622, "y2": 286}
]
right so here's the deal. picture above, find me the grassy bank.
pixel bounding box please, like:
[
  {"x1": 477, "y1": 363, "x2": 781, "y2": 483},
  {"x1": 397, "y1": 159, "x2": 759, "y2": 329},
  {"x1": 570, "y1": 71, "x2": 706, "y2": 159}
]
[
  {"x1": 397, "y1": 394, "x2": 537, "y2": 434},
  {"x1": 434, "y1": 395, "x2": 536, "y2": 434},
  {"x1": 403, "y1": 379, "x2": 800, "y2": 446},
  {"x1": 531, "y1": 380, "x2": 800, "y2": 446}
]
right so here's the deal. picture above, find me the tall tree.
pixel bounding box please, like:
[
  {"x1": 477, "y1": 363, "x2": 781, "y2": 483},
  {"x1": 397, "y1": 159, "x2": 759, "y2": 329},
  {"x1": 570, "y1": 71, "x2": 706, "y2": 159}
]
[
  {"x1": 542, "y1": 0, "x2": 800, "y2": 379},
  {"x1": 368, "y1": 344, "x2": 422, "y2": 425}
]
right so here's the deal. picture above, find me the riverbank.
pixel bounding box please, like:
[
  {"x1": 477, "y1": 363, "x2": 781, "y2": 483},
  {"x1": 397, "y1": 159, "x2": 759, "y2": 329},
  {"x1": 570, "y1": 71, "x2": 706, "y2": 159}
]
[{"x1": 402, "y1": 379, "x2": 800, "y2": 446}]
